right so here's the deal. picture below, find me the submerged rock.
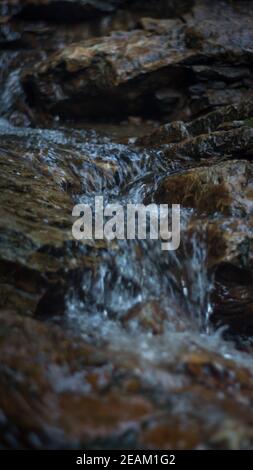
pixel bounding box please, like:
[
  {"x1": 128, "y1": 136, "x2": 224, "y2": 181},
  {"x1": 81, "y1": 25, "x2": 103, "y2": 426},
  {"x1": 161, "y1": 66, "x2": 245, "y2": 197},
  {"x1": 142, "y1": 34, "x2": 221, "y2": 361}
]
[
  {"x1": 1, "y1": 312, "x2": 253, "y2": 449},
  {"x1": 0, "y1": 128, "x2": 116, "y2": 316},
  {"x1": 122, "y1": 300, "x2": 167, "y2": 335},
  {"x1": 121, "y1": 299, "x2": 187, "y2": 335}
]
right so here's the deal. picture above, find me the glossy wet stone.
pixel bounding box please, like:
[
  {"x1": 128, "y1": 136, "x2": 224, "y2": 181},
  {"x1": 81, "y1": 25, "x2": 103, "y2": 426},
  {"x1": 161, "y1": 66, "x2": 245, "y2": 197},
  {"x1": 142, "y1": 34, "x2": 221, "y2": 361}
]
[
  {"x1": 136, "y1": 100, "x2": 253, "y2": 146},
  {"x1": 211, "y1": 264, "x2": 253, "y2": 337},
  {"x1": 1, "y1": 0, "x2": 253, "y2": 451},
  {"x1": 164, "y1": 126, "x2": 253, "y2": 160},
  {"x1": 21, "y1": 24, "x2": 188, "y2": 120},
  {"x1": 20, "y1": 1, "x2": 253, "y2": 122},
  {"x1": 0, "y1": 128, "x2": 115, "y2": 315},
  {"x1": 1, "y1": 311, "x2": 253, "y2": 449},
  {"x1": 155, "y1": 160, "x2": 253, "y2": 217}
]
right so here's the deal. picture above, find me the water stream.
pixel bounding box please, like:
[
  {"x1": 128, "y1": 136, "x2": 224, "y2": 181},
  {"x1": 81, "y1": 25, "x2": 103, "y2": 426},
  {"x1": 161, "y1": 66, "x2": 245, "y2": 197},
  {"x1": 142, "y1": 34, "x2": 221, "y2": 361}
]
[
  {"x1": 1, "y1": 117, "x2": 252, "y2": 374},
  {"x1": 1, "y1": 5, "x2": 253, "y2": 449}
]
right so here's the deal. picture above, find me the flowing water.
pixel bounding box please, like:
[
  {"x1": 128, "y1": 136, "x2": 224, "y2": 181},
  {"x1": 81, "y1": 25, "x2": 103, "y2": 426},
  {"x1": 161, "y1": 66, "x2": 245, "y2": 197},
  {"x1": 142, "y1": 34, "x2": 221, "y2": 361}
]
[
  {"x1": 1, "y1": 116, "x2": 252, "y2": 374},
  {"x1": 1, "y1": 11, "x2": 253, "y2": 449}
]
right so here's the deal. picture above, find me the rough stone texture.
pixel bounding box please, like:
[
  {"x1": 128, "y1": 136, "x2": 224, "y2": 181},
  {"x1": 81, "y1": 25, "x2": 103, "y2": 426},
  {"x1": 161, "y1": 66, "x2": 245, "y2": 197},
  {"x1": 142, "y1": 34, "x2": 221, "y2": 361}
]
[
  {"x1": 0, "y1": 130, "x2": 112, "y2": 316},
  {"x1": 0, "y1": 312, "x2": 153, "y2": 448},
  {"x1": 22, "y1": 23, "x2": 189, "y2": 120},
  {"x1": 151, "y1": 112, "x2": 253, "y2": 336},
  {"x1": 136, "y1": 100, "x2": 253, "y2": 146},
  {"x1": 21, "y1": 0, "x2": 253, "y2": 121},
  {"x1": 1, "y1": 311, "x2": 253, "y2": 449},
  {"x1": 164, "y1": 126, "x2": 253, "y2": 160},
  {"x1": 2, "y1": 0, "x2": 253, "y2": 451},
  {"x1": 185, "y1": 217, "x2": 253, "y2": 272},
  {"x1": 155, "y1": 160, "x2": 253, "y2": 217}
]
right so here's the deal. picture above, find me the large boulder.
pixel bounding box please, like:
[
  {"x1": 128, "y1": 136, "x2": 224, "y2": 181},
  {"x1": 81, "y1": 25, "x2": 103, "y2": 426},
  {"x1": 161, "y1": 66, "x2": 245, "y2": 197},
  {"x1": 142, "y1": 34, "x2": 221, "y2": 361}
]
[
  {"x1": 21, "y1": 21, "x2": 189, "y2": 120},
  {"x1": 21, "y1": 0, "x2": 253, "y2": 121}
]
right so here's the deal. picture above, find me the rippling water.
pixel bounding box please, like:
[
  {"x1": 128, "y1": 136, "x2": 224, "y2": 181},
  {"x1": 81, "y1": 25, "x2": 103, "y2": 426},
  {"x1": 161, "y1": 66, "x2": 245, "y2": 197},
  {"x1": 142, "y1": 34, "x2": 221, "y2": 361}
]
[{"x1": 1, "y1": 114, "x2": 253, "y2": 373}]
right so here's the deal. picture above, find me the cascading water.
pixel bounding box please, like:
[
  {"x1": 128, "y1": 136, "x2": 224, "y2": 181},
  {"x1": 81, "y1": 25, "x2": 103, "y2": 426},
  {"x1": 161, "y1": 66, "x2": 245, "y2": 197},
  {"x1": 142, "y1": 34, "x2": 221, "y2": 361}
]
[
  {"x1": 1, "y1": 5, "x2": 253, "y2": 446},
  {"x1": 1, "y1": 116, "x2": 252, "y2": 372}
]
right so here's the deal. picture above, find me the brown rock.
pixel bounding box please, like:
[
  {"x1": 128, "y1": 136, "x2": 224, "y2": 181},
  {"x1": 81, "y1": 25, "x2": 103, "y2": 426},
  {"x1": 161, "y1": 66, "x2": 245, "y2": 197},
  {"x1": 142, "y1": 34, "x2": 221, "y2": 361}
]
[
  {"x1": 155, "y1": 160, "x2": 253, "y2": 217},
  {"x1": 164, "y1": 126, "x2": 253, "y2": 160},
  {"x1": 122, "y1": 300, "x2": 166, "y2": 335},
  {"x1": 20, "y1": 1, "x2": 253, "y2": 121},
  {"x1": 21, "y1": 22, "x2": 189, "y2": 120},
  {"x1": 122, "y1": 299, "x2": 187, "y2": 334},
  {"x1": 204, "y1": 218, "x2": 253, "y2": 270},
  {"x1": 136, "y1": 121, "x2": 189, "y2": 146},
  {"x1": 0, "y1": 130, "x2": 114, "y2": 316},
  {"x1": 0, "y1": 312, "x2": 153, "y2": 448},
  {"x1": 182, "y1": 217, "x2": 253, "y2": 334},
  {"x1": 136, "y1": 100, "x2": 253, "y2": 146},
  {"x1": 2, "y1": 312, "x2": 253, "y2": 448}
]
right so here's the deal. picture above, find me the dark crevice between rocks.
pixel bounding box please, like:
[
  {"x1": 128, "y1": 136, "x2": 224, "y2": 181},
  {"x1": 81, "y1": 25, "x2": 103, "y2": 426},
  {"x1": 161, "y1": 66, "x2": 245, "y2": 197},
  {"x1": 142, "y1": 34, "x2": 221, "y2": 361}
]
[
  {"x1": 1, "y1": 0, "x2": 253, "y2": 451},
  {"x1": 23, "y1": 64, "x2": 195, "y2": 123},
  {"x1": 13, "y1": 0, "x2": 195, "y2": 23},
  {"x1": 211, "y1": 264, "x2": 253, "y2": 340}
]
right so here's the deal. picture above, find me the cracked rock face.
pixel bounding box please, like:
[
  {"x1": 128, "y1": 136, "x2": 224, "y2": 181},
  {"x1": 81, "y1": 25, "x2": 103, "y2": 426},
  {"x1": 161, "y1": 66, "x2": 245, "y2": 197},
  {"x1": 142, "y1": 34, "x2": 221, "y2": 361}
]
[
  {"x1": 21, "y1": 24, "x2": 189, "y2": 120},
  {"x1": 20, "y1": 0, "x2": 253, "y2": 122},
  {"x1": 136, "y1": 101, "x2": 253, "y2": 146},
  {"x1": 2, "y1": 0, "x2": 253, "y2": 452}
]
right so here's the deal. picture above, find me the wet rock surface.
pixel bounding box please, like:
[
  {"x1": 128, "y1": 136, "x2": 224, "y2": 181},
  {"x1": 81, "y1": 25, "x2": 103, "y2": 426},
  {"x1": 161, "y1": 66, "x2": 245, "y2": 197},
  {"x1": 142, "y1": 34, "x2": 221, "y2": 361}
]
[
  {"x1": 155, "y1": 160, "x2": 253, "y2": 217},
  {"x1": 1, "y1": 0, "x2": 253, "y2": 450},
  {"x1": 21, "y1": 24, "x2": 188, "y2": 120},
  {"x1": 1, "y1": 311, "x2": 253, "y2": 449},
  {"x1": 19, "y1": 0, "x2": 253, "y2": 122},
  {"x1": 0, "y1": 130, "x2": 82, "y2": 315},
  {"x1": 136, "y1": 100, "x2": 253, "y2": 146}
]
